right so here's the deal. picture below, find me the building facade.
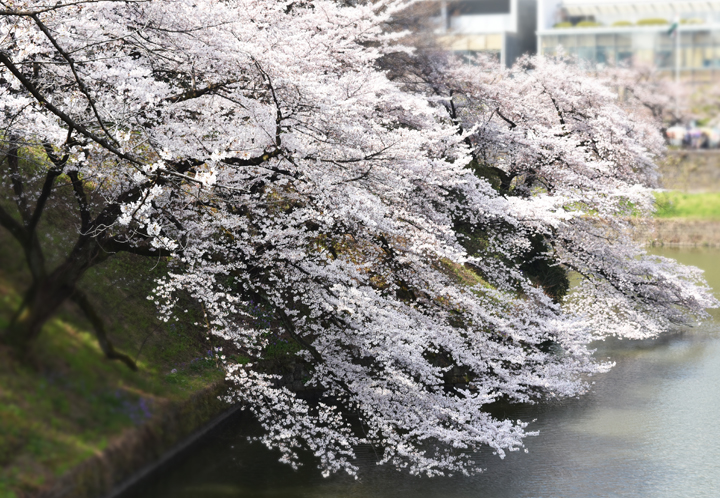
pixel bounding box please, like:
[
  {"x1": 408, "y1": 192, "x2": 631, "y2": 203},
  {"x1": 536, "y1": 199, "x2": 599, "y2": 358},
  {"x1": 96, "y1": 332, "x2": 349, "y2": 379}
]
[
  {"x1": 537, "y1": 0, "x2": 720, "y2": 82},
  {"x1": 432, "y1": 0, "x2": 538, "y2": 67}
]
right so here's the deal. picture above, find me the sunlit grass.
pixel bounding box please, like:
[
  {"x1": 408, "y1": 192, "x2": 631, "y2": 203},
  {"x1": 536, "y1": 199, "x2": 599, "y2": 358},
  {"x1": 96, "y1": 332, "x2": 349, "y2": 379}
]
[
  {"x1": 0, "y1": 265, "x2": 224, "y2": 496},
  {"x1": 654, "y1": 191, "x2": 720, "y2": 220}
]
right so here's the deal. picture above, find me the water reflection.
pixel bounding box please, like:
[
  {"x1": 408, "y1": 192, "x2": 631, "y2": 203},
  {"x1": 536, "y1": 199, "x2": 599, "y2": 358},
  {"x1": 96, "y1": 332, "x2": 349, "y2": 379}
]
[{"x1": 120, "y1": 248, "x2": 720, "y2": 498}]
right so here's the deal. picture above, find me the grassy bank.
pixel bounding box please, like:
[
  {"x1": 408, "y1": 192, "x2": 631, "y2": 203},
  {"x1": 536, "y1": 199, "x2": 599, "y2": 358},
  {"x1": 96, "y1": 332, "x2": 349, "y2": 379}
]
[
  {"x1": 654, "y1": 191, "x2": 720, "y2": 220},
  {"x1": 629, "y1": 191, "x2": 720, "y2": 247},
  {"x1": 0, "y1": 234, "x2": 226, "y2": 497}
]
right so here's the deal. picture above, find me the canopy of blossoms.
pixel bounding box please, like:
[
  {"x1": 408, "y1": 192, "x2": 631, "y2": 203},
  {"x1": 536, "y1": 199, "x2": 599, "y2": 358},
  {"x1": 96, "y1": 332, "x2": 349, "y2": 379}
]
[{"x1": 1, "y1": 0, "x2": 716, "y2": 478}]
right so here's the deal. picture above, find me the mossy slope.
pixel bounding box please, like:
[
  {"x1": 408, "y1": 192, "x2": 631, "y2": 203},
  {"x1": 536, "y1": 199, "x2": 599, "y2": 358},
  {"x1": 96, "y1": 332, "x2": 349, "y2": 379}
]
[{"x1": 0, "y1": 234, "x2": 224, "y2": 498}]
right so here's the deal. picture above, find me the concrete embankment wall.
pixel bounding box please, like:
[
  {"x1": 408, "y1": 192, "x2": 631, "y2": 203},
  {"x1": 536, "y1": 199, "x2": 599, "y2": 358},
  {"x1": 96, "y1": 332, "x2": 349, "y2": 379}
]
[
  {"x1": 633, "y1": 218, "x2": 720, "y2": 248},
  {"x1": 659, "y1": 150, "x2": 720, "y2": 192},
  {"x1": 648, "y1": 151, "x2": 720, "y2": 247},
  {"x1": 37, "y1": 381, "x2": 233, "y2": 498}
]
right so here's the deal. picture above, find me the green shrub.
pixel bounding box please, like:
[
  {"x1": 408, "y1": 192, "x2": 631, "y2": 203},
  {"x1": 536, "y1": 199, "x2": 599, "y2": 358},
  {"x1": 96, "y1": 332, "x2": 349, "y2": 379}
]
[
  {"x1": 553, "y1": 21, "x2": 573, "y2": 28},
  {"x1": 613, "y1": 20, "x2": 633, "y2": 27},
  {"x1": 576, "y1": 21, "x2": 602, "y2": 27},
  {"x1": 637, "y1": 18, "x2": 668, "y2": 26}
]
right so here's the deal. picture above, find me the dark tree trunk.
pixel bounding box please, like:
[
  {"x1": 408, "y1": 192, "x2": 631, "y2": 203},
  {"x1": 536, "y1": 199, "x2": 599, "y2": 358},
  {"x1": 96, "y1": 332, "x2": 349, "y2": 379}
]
[
  {"x1": 3, "y1": 265, "x2": 137, "y2": 369},
  {"x1": 3, "y1": 277, "x2": 75, "y2": 354},
  {"x1": 1, "y1": 135, "x2": 140, "y2": 368}
]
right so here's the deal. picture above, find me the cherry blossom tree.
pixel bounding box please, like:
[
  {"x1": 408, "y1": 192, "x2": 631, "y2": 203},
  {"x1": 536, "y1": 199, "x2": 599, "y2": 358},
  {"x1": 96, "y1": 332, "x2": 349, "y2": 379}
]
[
  {"x1": 602, "y1": 63, "x2": 690, "y2": 134},
  {"x1": 394, "y1": 52, "x2": 715, "y2": 338},
  {"x1": 0, "y1": 0, "x2": 716, "y2": 477}
]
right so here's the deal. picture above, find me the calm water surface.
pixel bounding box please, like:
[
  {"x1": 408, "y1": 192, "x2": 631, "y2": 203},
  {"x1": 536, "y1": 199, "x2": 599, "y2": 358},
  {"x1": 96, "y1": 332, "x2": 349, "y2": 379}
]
[{"x1": 121, "y1": 247, "x2": 720, "y2": 498}]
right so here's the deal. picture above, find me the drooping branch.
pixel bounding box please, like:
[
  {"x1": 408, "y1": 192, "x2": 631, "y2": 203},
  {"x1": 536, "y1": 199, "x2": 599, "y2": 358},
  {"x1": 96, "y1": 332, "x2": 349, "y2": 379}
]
[
  {"x1": 71, "y1": 289, "x2": 138, "y2": 371},
  {"x1": 268, "y1": 293, "x2": 357, "y2": 397}
]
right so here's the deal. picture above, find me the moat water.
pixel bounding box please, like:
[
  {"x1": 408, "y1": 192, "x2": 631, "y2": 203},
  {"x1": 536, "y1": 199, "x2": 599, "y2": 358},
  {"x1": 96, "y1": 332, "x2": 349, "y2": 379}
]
[{"x1": 120, "y1": 247, "x2": 720, "y2": 498}]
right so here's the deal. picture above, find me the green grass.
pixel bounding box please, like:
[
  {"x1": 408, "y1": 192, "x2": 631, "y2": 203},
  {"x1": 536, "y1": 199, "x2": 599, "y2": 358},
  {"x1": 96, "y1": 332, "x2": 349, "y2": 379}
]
[
  {"x1": 0, "y1": 201, "x2": 305, "y2": 496},
  {"x1": 0, "y1": 280, "x2": 225, "y2": 496},
  {"x1": 264, "y1": 339, "x2": 302, "y2": 360},
  {"x1": 0, "y1": 232, "x2": 225, "y2": 496},
  {"x1": 0, "y1": 152, "x2": 245, "y2": 496},
  {"x1": 654, "y1": 191, "x2": 720, "y2": 220}
]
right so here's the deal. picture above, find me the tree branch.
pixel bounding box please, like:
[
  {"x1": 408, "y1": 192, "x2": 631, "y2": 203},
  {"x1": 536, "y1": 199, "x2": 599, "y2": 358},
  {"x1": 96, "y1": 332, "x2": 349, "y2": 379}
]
[
  {"x1": 26, "y1": 144, "x2": 68, "y2": 235},
  {"x1": 0, "y1": 1, "x2": 150, "y2": 16},
  {"x1": 222, "y1": 148, "x2": 294, "y2": 174},
  {"x1": 253, "y1": 60, "x2": 283, "y2": 147},
  {"x1": 0, "y1": 203, "x2": 26, "y2": 243},
  {"x1": 29, "y1": 13, "x2": 119, "y2": 146},
  {"x1": 71, "y1": 289, "x2": 138, "y2": 371},
  {"x1": 165, "y1": 80, "x2": 238, "y2": 104},
  {"x1": 103, "y1": 237, "x2": 172, "y2": 257},
  {"x1": 5, "y1": 137, "x2": 32, "y2": 224},
  {"x1": 495, "y1": 108, "x2": 517, "y2": 129},
  {"x1": 544, "y1": 89, "x2": 567, "y2": 127},
  {"x1": 0, "y1": 51, "x2": 142, "y2": 166},
  {"x1": 67, "y1": 169, "x2": 91, "y2": 232},
  {"x1": 332, "y1": 165, "x2": 372, "y2": 185},
  {"x1": 86, "y1": 180, "x2": 150, "y2": 234}
]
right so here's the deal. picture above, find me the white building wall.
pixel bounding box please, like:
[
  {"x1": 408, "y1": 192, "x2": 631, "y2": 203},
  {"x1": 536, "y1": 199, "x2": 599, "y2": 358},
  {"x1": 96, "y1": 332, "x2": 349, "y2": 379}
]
[
  {"x1": 434, "y1": 0, "x2": 536, "y2": 66},
  {"x1": 536, "y1": 1, "x2": 720, "y2": 82}
]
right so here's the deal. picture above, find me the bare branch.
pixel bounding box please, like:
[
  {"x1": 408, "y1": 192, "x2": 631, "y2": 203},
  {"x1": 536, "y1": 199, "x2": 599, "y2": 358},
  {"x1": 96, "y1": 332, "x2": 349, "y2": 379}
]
[
  {"x1": 165, "y1": 80, "x2": 238, "y2": 104},
  {"x1": 495, "y1": 108, "x2": 517, "y2": 129},
  {"x1": 103, "y1": 237, "x2": 172, "y2": 258}
]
